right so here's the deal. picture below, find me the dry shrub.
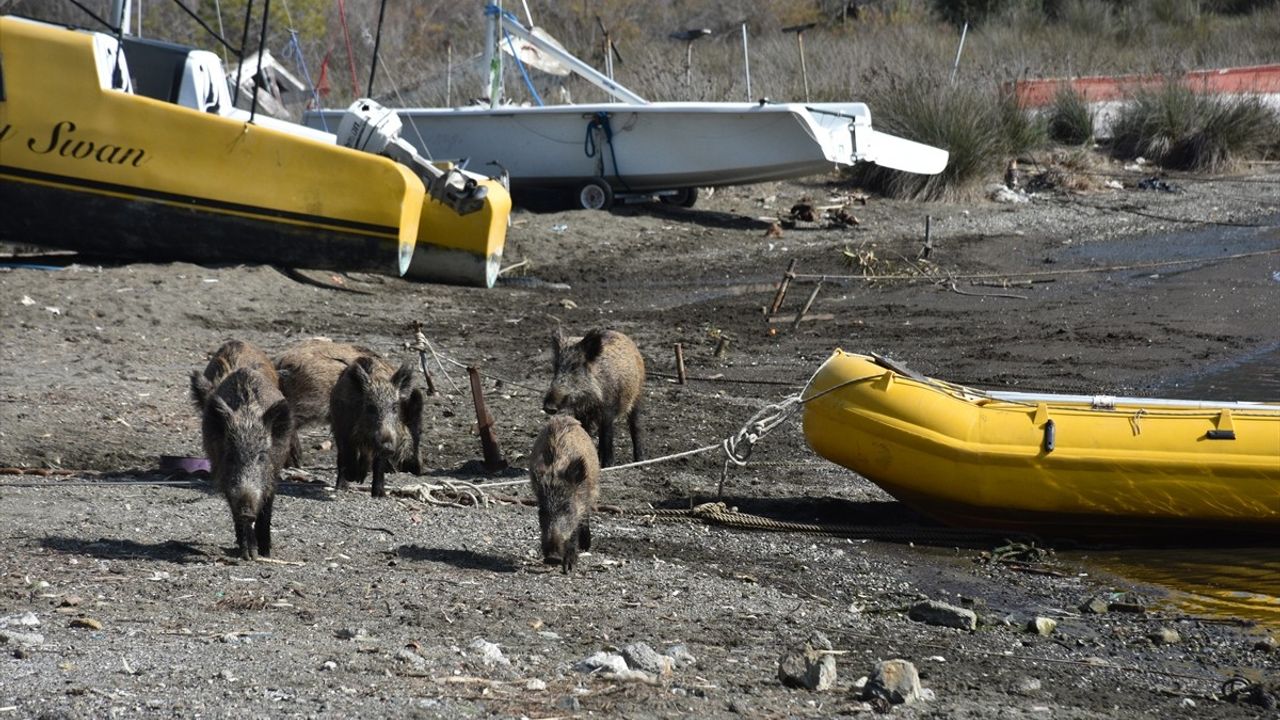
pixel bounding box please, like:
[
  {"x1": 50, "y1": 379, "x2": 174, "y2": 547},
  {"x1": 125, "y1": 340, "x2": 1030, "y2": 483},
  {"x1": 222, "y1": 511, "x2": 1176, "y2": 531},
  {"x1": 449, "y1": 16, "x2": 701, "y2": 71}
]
[
  {"x1": 1048, "y1": 84, "x2": 1095, "y2": 145},
  {"x1": 1111, "y1": 83, "x2": 1280, "y2": 171}
]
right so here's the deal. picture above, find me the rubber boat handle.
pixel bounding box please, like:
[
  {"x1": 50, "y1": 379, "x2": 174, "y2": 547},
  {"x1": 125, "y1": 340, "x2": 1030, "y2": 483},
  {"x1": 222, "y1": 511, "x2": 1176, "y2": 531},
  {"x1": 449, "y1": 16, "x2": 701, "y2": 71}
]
[
  {"x1": 1205, "y1": 429, "x2": 1236, "y2": 440},
  {"x1": 1042, "y1": 419, "x2": 1056, "y2": 453}
]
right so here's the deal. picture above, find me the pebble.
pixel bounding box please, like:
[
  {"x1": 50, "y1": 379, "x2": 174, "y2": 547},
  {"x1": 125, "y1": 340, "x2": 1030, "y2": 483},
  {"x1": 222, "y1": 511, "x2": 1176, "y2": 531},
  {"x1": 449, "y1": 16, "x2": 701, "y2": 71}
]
[
  {"x1": 1150, "y1": 628, "x2": 1181, "y2": 645},
  {"x1": 395, "y1": 648, "x2": 427, "y2": 670},
  {"x1": 69, "y1": 617, "x2": 103, "y2": 630},
  {"x1": 321, "y1": 660, "x2": 337, "y2": 671},
  {"x1": 557, "y1": 695, "x2": 581, "y2": 712},
  {"x1": 334, "y1": 628, "x2": 369, "y2": 641},
  {"x1": 623, "y1": 642, "x2": 673, "y2": 677},
  {"x1": 1012, "y1": 677, "x2": 1043, "y2": 696},
  {"x1": 1079, "y1": 597, "x2": 1110, "y2": 615},
  {"x1": 60, "y1": 596, "x2": 83, "y2": 608},
  {"x1": 468, "y1": 637, "x2": 510, "y2": 666},
  {"x1": 1028, "y1": 617, "x2": 1057, "y2": 636},
  {"x1": 777, "y1": 631, "x2": 837, "y2": 692},
  {"x1": 908, "y1": 600, "x2": 977, "y2": 632},
  {"x1": 863, "y1": 658, "x2": 924, "y2": 705},
  {"x1": 665, "y1": 644, "x2": 697, "y2": 668},
  {"x1": 1252, "y1": 636, "x2": 1277, "y2": 653},
  {"x1": 525, "y1": 678, "x2": 547, "y2": 691},
  {"x1": 0, "y1": 630, "x2": 45, "y2": 648},
  {"x1": 575, "y1": 651, "x2": 627, "y2": 675},
  {"x1": 0, "y1": 612, "x2": 40, "y2": 628}
]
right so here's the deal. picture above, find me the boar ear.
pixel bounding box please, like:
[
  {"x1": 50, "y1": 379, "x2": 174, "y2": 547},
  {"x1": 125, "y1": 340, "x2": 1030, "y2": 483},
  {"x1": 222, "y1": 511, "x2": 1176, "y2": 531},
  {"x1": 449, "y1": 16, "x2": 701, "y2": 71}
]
[
  {"x1": 580, "y1": 331, "x2": 605, "y2": 362},
  {"x1": 203, "y1": 394, "x2": 234, "y2": 444},
  {"x1": 391, "y1": 361, "x2": 415, "y2": 394},
  {"x1": 564, "y1": 457, "x2": 588, "y2": 486},
  {"x1": 401, "y1": 388, "x2": 424, "y2": 429},
  {"x1": 190, "y1": 371, "x2": 214, "y2": 412},
  {"x1": 351, "y1": 357, "x2": 374, "y2": 387},
  {"x1": 550, "y1": 330, "x2": 565, "y2": 366},
  {"x1": 263, "y1": 399, "x2": 293, "y2": 445}
]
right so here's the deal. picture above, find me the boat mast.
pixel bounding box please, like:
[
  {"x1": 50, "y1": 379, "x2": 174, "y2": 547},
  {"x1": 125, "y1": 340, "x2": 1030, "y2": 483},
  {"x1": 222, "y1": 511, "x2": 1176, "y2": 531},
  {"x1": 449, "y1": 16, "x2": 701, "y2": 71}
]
[
  {"x1": 110, "y1": 0, "x2": 132, "y2": 33},
  {"x1": 483, "y1": 1, "x2": 504, "y2": 108}
]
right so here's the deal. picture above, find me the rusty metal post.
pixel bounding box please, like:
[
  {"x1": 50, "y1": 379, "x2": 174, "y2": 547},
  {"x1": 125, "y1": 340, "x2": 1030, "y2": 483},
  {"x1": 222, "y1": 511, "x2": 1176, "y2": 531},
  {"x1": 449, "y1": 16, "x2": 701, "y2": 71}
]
[
  {"x1": 674, "y1": 343, "x2": 687, "y2": 384},
  {"x1": 468, "y1": 367, "x2": 507, "y2": 473},
  {"x1": 768, "y1": 258, "x2": 798, "y2": 316}
]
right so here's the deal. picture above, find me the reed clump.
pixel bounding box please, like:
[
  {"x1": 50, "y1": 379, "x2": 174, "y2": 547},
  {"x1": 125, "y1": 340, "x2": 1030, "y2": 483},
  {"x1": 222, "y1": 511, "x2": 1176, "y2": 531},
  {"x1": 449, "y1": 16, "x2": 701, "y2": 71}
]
[{"x1": 1111, "y1": 83, "x2": 1280, "y2": 171}]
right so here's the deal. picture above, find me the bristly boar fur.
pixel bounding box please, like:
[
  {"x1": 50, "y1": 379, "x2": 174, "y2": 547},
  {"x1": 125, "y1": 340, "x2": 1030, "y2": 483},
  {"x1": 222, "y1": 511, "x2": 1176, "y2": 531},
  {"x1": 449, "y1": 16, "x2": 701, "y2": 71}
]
[
  {"x1": 530, "y1": 414, "x2": 601, "y2": 573},
  {"x1": 330, "y1": 354, "x2": 425, "y2": 497},
  {"x1": 544, "y1": 328, "x2": 645, "y2": 468},
  {"x1": 190, "y1": 339, "x2": 277, "y2": 412},
  {"x1": 190, "y1": 367, "x2": 293, "y2": 560},
  {"x1": 273, "y1": 339, "x2": 376, "y2": 467}
]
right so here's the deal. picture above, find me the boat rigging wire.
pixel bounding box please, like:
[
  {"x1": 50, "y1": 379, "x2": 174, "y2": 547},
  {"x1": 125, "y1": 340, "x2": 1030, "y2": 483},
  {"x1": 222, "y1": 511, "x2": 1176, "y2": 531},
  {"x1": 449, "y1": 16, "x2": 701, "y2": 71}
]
[
  {"x1": 247, "y1": 0, "x2": 270, "y2": 124},
  {"x1": 366, "y1": 0, "x2": 387, "y2": 97},
  {"x1": 231, "y1": 0, "x2": 253, "y2": 105}
]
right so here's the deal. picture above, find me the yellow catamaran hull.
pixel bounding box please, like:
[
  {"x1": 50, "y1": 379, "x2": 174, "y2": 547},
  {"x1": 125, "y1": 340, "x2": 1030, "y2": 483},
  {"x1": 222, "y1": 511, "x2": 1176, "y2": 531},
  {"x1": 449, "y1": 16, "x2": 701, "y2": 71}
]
[
  {"x1": 802, "y1": 350, "x2": 1280, "y2": 537},
  {"x1": 0, "y1": 16, "x2": 509, "y2": 285}
]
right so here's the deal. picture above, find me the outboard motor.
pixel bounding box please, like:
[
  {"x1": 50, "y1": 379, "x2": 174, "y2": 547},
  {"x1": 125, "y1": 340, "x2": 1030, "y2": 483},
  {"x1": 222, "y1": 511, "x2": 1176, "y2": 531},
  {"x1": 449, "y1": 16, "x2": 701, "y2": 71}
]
[{"x1": 336, "y1": 99, "x2": 488, "y2": 216}]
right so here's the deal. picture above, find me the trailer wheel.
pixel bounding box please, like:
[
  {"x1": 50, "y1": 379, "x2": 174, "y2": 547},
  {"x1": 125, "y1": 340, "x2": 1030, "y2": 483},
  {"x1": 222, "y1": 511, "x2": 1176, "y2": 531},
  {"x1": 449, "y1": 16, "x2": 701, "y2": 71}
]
[
  {"x1": 661, "y1": 187, "x2": 700, "y2": 208},
  {"x1": 577, "y1": 179, "x2": 614, "y2": 210}
]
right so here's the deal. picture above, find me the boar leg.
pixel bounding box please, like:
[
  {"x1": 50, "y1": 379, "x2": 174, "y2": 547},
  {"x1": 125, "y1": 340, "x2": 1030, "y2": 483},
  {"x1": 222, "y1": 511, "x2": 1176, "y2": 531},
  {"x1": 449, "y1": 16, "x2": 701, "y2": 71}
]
[
  {"x1": 597, "y1": 415, "x2": 616, "y2": 468},
  {"x1": 561, "y1": 527, "x2": 580, "y2": 574},
  {"x1": 627, "y1": 404, "x2": 644, "y2": 462},
  {"x1": 334, "y1": 437, "x2": 355, "y2": 491},
  {"x1": 371, "y1": 457, "x2": 387, "y2": 498},
  {"x1": 284, "y1": 431, "x2": 303, "y2": 469},
  {"x1": 255, "y1": 494, "x2": 274, "y2": 557},
  {"x1": 234, "y1": 512, "x2": 257, "y2": 560},
  {"x1": 578, "y1": 517, "x2": 592, "y2": 552}
]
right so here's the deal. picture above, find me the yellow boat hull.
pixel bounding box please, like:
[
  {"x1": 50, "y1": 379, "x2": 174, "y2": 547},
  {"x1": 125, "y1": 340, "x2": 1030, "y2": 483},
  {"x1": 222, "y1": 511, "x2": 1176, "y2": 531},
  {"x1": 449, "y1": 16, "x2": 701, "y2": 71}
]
[
  {"x1": 0, "y1": 16, "x2": 509, "y2": 286},
  {"x1": 802, "y1": 350, "x2": 1280, "y2": 537}
]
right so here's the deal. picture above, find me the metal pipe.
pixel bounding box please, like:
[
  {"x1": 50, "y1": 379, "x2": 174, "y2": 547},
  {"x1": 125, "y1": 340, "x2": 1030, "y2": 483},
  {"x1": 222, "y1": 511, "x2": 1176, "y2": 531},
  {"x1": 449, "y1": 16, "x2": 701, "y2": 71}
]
[
  {"x1": 950, "y1": 21, "x2": 968, "y2": 86},
  {"x1": 367, "y1": 0, "x2": 388, "y2": 98},
  {"x1": 741, "y1": 22, "x2": 751, "y2": 101}
]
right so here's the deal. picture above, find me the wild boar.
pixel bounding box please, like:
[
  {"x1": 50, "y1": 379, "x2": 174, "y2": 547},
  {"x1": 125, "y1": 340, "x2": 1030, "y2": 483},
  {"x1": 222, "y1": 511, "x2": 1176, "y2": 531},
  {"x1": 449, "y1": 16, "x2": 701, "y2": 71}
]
[
  {"x1": 190, "y1": 339, "x2": 277, "y2": 411},
  {"x1": 543, "y1": 329, "x2": 645, "y2": 467},
  {"x1": 273, "y1": 339, "x2": 375, "y2": 466},
  {"x1": 329, "y1": 354, "x2": 425, "y2": 497},
  {"x1": 529, "y1": 414, "x2": 601, "y2": 573},
  {"x1": 190, "y1": 367, "x2": 293, "y2": 560}
]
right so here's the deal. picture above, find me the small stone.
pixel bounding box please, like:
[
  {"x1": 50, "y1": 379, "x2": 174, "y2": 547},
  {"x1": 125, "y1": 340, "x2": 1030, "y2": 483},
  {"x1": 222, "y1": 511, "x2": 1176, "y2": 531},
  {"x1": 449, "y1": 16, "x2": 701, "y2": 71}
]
[
  {"x1": 395, "y1": 648, "x2": 427, "y2": 670},
  {"x1": 908, "y1": 600, "x2": 977, "y2": 631},
  {"x1": 1150, "y1": 628, "x2": 1180, "y2": 645},
  {"x1": 469, "y1": 637, "x2": 510, "y2": 666},
  {"x1": 727, "y1": 697, "x2": 753, "y2": 714},
  {"x1": 1252, "y1": 636, "x2": 1277, "y2": 653},
  {"x1": 525, "y1": 678, "x2": 547, "y2": 691},
  {"x1": 0, "y1": 630, "x2": 44, "y2": 648},
  {"x1": 777, "y1": 631, "x2": 837, "y2": 692},
  {"x1": 334, "y1": 628, "x2": 368, "y2": 641},
  {"x1": 1028, "y1": 617, "x2": 1057, "y2": 636},
  {"x1": 863, "y1": 659, "x2": 924, "y2": 705},
  {"x1": 605, "y1": 668, "x2": 656, "y2": 683},
  {"x1": 557, "y1": 695, "x2": 581, "y2": 712},
  {"x1": 1012, "y1": 677, "x2": 1042, "y2": 696},
  {"x1": 0, "y1": 612, "x2": 40, "y2": 628},
  {"x1": 575, "y1": 651, "x2": 627, "y2": 675},
  {"x1": 665, "y1": 644, "x2": 697, "y2": 668},
  {"x1": 321, "y1": 660, "x2": 337, "y2": 671},
  {"x1": 60, "y1": 596, "x2": 83, "y2": 608},
  {"x1": 1079, "y1": 597, "x2": 1109, "y2": 615},
  {"x1": 623, "y1": 642, "x2": 673, "y2": 677},
  {"x1": 69, "y1": 617, "x2": 103, "y2": 630}
]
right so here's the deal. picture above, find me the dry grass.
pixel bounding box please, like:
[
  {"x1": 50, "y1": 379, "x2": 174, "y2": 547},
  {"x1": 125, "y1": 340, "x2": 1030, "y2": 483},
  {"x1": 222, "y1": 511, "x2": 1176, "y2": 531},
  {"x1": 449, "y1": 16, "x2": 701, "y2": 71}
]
[
  {"x1": 1111, "y1": 83, "x2": 1280, "y2": 171},
  {"x1": 1048, "y1": 85, "x2": 1095, "y2": 146}
]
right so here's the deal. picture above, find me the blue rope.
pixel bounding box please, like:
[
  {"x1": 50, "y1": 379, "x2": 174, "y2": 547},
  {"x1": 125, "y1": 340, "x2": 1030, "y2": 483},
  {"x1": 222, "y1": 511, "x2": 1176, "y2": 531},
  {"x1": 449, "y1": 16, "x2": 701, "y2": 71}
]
[
  {"x1": 283, "y1": 28, "x2": 327, "y2": 131},
  {"x1": 583, "y1": 112, "x2": 630, "y2": 191}
]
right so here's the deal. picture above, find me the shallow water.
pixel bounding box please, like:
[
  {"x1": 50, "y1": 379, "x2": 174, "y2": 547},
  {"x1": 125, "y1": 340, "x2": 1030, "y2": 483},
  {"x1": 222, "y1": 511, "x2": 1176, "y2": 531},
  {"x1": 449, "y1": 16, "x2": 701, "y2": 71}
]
[
  {"x1": 1082, "y1": 547, "x2": 1280, "y2": 627},
  {"x1": 1160, "y1": 342, "x2": 1280, "y2": 403}
]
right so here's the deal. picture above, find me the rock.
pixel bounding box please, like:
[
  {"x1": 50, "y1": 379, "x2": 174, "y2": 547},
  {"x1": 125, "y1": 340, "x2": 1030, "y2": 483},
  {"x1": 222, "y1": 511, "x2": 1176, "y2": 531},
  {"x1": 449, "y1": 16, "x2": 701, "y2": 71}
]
[
  {"x1": 665, "y1": 644, "x2": 697, "y2": 668},
  {"x1": 604, "y1": 668, "x2": 656, "y2": 683},
  {"x1": 69, "y1": 617, "x2": 103, "y2": 630},
  {"x1": 1252, "y1": 636, "x2": 1277, "y2": 653},
  {"x1": 0, "y1": 629, "x2": 45, "y2": 648},
  {"x1": 1079, "y1": 597, "x2": 1109, "y2": 615},
  {"x1": 0, "y1": 612, "x2": 40, "y2": 628},
  {"x1": 321, "y1": 660, "x2": 337, "y2": 671},
  {"x1": 727, "y1": 697, "x2": 753, "y2": 714},
  {"x1": 60, "y1": 596, "x2": 83, "y2": 608},
  {"x1": 334, "y1": 627, "x2": 368, "y2": 641},
  {"x1": 623, "y1": 642, "x2": 673, "y2": 677},
  {"x1": 989, "y1": 184, "x2": 1029, "y2": 204},
  {"x1": 395, "y1": 648, "x2": 427, "y2": 670},
  {"x1": 1028, "y1": 617, "x2": 1057, "y2": 636},
  {"x1": 468, "y1": 637, "x2": 510, "y2": 666},
  {"x1": 777, "y1": 631, "x2": 837, "y2": 692},
  {"x1": 1012, "y1": 677, "x2": 1043, "y2": 696},
  {"x1": 575, "y1": 651, "x2": 627, "y2": 675},
  {"x1": 863, "y1": 659, "x2": 924, "y2": 705},
  {"x1": 525, "y1": 678, "x2": 547, "y2": 691},
  {"x1": 908, "y1": 600, "x2": 977, "y2": 631},
  {"x1": 1150, "y1": 628, "x2": 1180, "y2": 645},
  {"x1": 557, "y1": 695, "x2": 581, "y2": 712}
]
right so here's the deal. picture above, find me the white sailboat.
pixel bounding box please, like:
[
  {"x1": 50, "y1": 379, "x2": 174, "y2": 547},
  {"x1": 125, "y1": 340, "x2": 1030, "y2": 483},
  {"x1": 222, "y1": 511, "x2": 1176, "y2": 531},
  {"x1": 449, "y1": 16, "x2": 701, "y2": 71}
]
[{"x1": 304, "y1": 4, "x2": 949, "y2": 209}]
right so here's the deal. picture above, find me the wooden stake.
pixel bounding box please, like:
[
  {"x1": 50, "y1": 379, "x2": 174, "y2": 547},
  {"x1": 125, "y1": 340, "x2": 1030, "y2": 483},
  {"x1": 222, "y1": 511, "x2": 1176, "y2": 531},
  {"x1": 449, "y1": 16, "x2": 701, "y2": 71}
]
[
  {"x1": 467, "y1": 367, "x2": 506, "y2": 473},
  {"x1": 919, "y1": 215, "x2": 933, "y2": 260},
  {"x1": 792, "y1": 281, "x2": 823, "y2": 331},
  {"x1": 768, "y1": 258, "x2": 798, "y2": 316},
  {"x1": 674, "y1": 343, "x2": 687, "y2": 385},
  {"x1": 714, "y1": 336, "x2": 729, "y2": 358}
]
